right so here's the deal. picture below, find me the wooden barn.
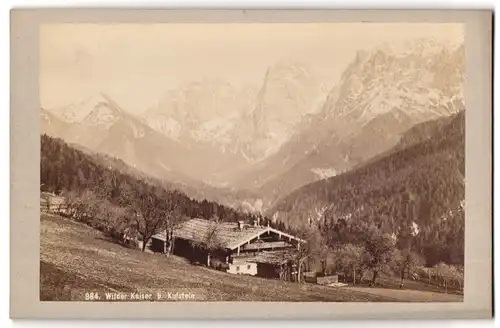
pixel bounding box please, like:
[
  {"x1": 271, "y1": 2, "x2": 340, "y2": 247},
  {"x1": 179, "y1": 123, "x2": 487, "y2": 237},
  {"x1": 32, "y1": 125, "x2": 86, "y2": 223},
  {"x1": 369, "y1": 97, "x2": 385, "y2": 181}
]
[
  {"x1": 151, "y1": 218, "x2": 305, "y2": 281},
  {"x1": 40, "y1": 192, "x2": 66, "y2": 214}
]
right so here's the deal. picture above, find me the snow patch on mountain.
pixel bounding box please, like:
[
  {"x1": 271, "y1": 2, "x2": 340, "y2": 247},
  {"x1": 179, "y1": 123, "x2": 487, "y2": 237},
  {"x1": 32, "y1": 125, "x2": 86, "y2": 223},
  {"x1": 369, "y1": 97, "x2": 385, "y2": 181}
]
[
  {"x1": 322, "y1": 39, "x2": 464, "y2": 131},
  {"x1": 137, "y1": 62, "x2": 325, "y2": 164},
  {"x1": 240, "y1": 198, "x2": 264, "y2": 214},
  {"x1": 228, "y1": 62, "x2": 324, "y2": 163},
  {"x1": 411, "y1": 221, "x2": 420, "y2": 236},
  {"x1": 373, "y1": 38, "x2": 463, "y2": 58},
  {"x1": 147, "y1": 116, "x2": 181, "y2": 140},
  {"x1": 157, "y1": 161, "x2": 171, "y2": 172},
  {"x1": 202, "y1": 178, "x2": 229, "y2": 188},
  {"x1": 307, "y1": 206, "x2": 328, "y2": 225},
  {"x1": 82, "y1": 103, "x2": 120, "y2": 129},
  {"x1": 129, "y1": 121, "x2": 145, "y2": 138},
  {"x1": 311, "y1": 167, "x2": 341, "y2": 179},
  {"x1": 40, "y1": 109, "x2": 52, "y2": 123},
  {"x1": 48, "y1": 95, "x2": 110, "y2": 123},
  {"x1": 193, "y1": 118, "x2": 235, "y2": 145},
  {"x1": 271, "y1": 211, "x2": 279, "y2": 223}
]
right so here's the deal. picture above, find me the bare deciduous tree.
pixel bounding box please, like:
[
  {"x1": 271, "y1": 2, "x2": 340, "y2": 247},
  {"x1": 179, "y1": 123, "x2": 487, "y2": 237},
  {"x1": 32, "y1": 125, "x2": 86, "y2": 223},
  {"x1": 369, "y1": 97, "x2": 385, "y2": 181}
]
[
  {"x1": 126, "y1": 187, "x2": 172, "y2": 252},
  {"x1": 334, "y1": 243, "x2": 364, "y2": 285},
  {"x1": 61, "y1": 189, "x2": 98, "y2": 221},
  {"x1": 163, "y1": 205, "x2": 189, "y2": 256},
  {"x1": 361, "y1": 228, "x2": 397, "y2": 286},
  {"x1": 191, "y1": 216, "x2": 223, "y2": 267},
  {"x1": 433, "y1": 262, "x2": 463, "y2": 293},
  {"x1": 293, "y1": 227, "x2": 319, "y2": 283},
  {"x1": 392, "y1": 250, "x2": 424, "y2": 288}
]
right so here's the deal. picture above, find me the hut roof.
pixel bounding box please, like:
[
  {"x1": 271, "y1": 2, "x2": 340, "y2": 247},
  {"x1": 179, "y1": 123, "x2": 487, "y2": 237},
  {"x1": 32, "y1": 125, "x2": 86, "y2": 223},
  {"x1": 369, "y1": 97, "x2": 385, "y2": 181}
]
[{"x1": 152, "y1": 218, "x2": 304, "y2": 250}]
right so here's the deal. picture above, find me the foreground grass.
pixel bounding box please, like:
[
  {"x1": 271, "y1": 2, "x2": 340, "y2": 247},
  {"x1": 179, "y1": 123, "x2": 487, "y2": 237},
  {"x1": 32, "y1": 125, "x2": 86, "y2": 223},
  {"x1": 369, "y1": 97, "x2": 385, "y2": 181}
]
[
  {"x1": 365, "y1": 276, "x2": 463, "y2": 296},
  {"x1": 40, "y1": 214, "x2": 455, "y2": 302},
  {"x1": 40, "y1": 261, "x2": 134, "y2": 301},
  {"x1": 344, "y1": 286, "x2": 463, "y2": 302}
]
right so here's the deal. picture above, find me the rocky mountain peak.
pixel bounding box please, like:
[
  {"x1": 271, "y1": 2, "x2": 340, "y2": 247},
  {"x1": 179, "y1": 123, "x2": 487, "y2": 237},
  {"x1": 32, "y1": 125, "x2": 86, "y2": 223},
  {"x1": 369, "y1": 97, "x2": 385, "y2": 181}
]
[
  {"x1": 230, "y1": 61, "x2": 324, "y2": 162},
  {"x1": 80, "y1": 93, "x2": 128, "y2": 130},
  {"x1": 324, "y1": 39, "x2": 464, "y2": 123}
]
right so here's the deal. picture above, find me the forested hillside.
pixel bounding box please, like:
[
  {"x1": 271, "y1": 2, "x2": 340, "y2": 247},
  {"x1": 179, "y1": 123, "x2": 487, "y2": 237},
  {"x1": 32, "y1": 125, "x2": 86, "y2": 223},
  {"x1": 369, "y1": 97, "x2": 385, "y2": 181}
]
[
  {"x1": 40, "y1": 134, "x2": 280, "y2": 248},
  {"x1": 354, "y1": 114, "x2": 457, "y2": 170},
  {"x1": 66, "y1": 140, "x2": 261, "y2": 212},
  {"x1": 269, "y1": 111, "x2": 465, "y2": 266},
  {"x1": 232, "y1": 41, "x2": 464, "y2": 207}
]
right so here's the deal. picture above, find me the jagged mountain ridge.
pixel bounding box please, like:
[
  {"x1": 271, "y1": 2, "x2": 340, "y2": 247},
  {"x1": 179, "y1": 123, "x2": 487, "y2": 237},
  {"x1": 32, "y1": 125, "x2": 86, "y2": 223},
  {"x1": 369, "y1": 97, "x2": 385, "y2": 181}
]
[
  {"x1": 47, "y1": 94, "x2": 106, "y2": 123},
  {"x1": 142, "y1": 62, "x2": 327, "y2": 164},
  {"x1": 231, "y1": 62, "x2": 327, "y2": 162},
  {"x1": 43, "y1": 61, "x2": 328, "y2": 188},
  {"x1": 41, "y1": 38, "x2": 464, "y2": 214},
  {"x1": 232, "y1": 40, "x2": 464, "y2": 208},
  {"x1": 40, "y1": 96, "x2": 262, "y2": 210}
]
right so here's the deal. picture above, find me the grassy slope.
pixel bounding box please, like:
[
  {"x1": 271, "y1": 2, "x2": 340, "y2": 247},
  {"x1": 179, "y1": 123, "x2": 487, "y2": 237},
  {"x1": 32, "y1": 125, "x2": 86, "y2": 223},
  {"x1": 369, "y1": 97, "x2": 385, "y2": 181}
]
[
  {"x1": 40, "y1": 213, "x2": 462, "y2": 302},
  {"x1": 40, "y1": 213, "x2": 395, "y2": 302}
]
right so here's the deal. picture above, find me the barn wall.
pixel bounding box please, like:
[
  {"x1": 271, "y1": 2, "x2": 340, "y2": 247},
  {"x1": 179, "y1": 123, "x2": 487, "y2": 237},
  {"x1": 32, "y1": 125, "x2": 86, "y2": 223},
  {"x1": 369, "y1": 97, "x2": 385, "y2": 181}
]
[
  {"x1": 256, "y1": 263, "x2": 280, "y2": 279},
  {"x1": 151, "y1": 238, "x2": 165, "y2": 253},
  {"x1": 171, "y1": 238, "x2": 230, "y2": 267},
  {"x1": 172, "y1": 238, "x2": 206, "y2": 264},
  {"x1": 151, "y1": 237, "x2": 203, "y2": 263}
]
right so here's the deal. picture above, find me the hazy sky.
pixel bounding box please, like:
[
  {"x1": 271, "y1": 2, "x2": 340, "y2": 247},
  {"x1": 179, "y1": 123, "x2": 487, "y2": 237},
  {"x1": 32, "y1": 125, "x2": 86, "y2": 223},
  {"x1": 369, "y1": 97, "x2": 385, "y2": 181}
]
[{"x1": 40, "y1": 23, "x2": 464, "y2": 113}]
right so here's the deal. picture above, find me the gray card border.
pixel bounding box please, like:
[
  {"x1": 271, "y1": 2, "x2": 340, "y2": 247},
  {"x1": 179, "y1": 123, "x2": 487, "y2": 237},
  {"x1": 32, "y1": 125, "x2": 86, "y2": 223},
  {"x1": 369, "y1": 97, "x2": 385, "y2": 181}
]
[{"x1": 10, "y1": 9, "x2": 493, "y2": 320}]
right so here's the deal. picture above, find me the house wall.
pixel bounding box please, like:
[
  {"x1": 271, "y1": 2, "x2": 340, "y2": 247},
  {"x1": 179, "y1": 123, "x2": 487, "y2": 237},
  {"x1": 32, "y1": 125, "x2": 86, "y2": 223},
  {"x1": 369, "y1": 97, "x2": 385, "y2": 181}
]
[
  {"x1": 238, "y1": 232, "x2": 297, "y2": 254},
  {"x1": 227, "y1": 262, "x2": 258, "y2": 276}
]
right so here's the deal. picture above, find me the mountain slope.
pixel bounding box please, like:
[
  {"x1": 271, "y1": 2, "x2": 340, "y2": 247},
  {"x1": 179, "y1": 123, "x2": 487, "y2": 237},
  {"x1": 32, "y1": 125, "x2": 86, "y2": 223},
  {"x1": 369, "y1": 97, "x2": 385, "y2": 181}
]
[
  {"x1": 42, "y1": 94, "x2": 184, "y2": 179},
  {"x1": 356, "y1": 113, "x2": 457, "y2": 168},
  {"x1": 268, "y1": 111, "x2": 465, "y2": 265},
  {"x1": 40, "y1": 108, "x2": 73, "y2": 138},
  {"x1": 40, "y1": 134, "x2": 264, "y2": 224},
  {"x1": 233, "y1": 40, "x2": 465, "y2": 207},
  {"x1": 48, "y1": 135, "x2": 262, "y2": 213},
  {"x1": 41, "y1": 94, "x2": 263, "y2": 208},
  {"x1": 43, "y1": 61, "x2": 327, "y2": 189}
]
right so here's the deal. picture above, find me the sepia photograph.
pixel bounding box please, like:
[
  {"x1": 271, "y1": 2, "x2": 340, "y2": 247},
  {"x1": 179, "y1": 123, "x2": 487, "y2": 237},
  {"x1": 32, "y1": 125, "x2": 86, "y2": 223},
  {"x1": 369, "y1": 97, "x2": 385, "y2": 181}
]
[
  {"x1": 9, "y1": 8, "x2": 492, "y2": 320},
  {"x1": 38, "y1": 21, "x2": 466, "y2": 303}
]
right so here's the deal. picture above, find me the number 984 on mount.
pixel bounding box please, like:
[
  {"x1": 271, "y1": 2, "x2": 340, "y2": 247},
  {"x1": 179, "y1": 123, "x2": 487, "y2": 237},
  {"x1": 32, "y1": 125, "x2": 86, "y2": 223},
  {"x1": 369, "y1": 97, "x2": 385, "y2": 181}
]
[{"x1": 84, "y1": 292, "x2": 101, "y2": 301}]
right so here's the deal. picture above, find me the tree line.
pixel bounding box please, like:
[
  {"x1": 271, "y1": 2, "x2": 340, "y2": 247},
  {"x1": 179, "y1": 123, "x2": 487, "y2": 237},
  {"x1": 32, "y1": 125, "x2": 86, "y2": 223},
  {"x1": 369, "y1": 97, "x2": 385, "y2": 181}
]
[
  {"x1": 266, "y1": 112, "x2": 465, "y2": 289},
  {"x1": 40, "y1": 134, "x2": 283, "y2": 252},
  {"x1": 272, "y1": 111, "x2": 465, "y2": 269},
  {"x1": 292, "y1": 220, "x2": 463, "y2": 290}
]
